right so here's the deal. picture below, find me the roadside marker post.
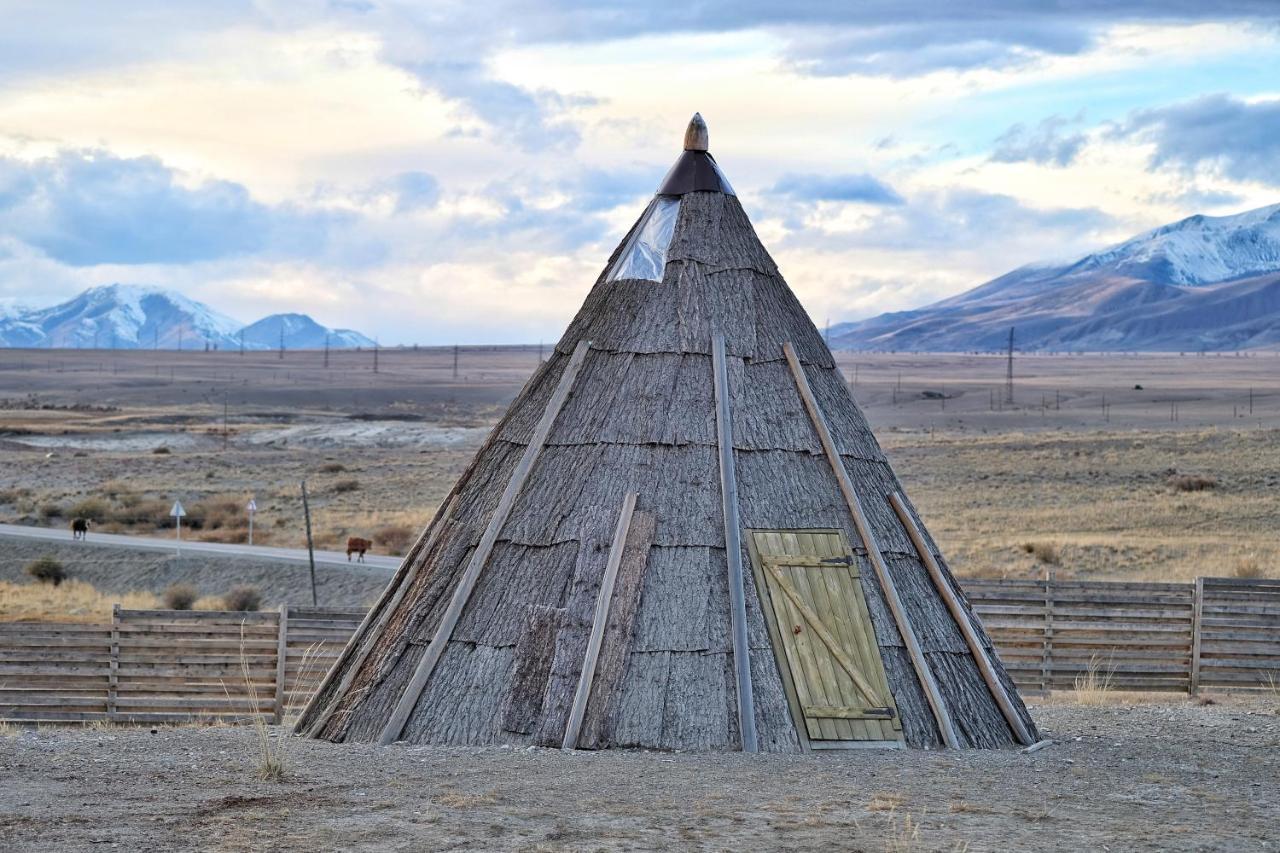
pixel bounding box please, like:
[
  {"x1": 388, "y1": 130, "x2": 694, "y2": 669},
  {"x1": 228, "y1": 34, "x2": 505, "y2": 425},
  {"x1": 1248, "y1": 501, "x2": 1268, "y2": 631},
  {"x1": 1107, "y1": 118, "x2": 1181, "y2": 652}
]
[
  {"x1": 170, "y1": 500, "x2": 186, "y2": 554},
  {"x1": 247, "y1": 498, "x2": 257, "y2": 546}
]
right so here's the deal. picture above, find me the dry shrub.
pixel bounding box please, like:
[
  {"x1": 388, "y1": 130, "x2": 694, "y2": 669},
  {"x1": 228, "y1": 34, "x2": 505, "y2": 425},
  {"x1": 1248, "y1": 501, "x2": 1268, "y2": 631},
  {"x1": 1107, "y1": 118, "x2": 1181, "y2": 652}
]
[
  {"x1": 1168, "y1": 473, "x2": 1217, "y2": 492},
  {"x1": 1022, "y1": 542, "x2": 1060, "y2": 565},
  {"x1": 1233, "y1": 556, "x2": 1265, "y2": 579},
  {"x1": 373, "y1": 524, "x2": 415, "y2": 555},
  {"x1": 319, "y1": 462, "x2": 346, "y2": 473},
  {"x1": 25, "y1": 555, "x2": 66, "y2": 586},
  {"x1": 163, "y1": 583, "x2": 199, "y2": 610},
  {"x1": 332, "y1": 479, "x2": 360, "y2": 494},
  {"x1": 151, "y1": 446, "x2": 171, "y2": 455},
  {"x1": 67, "y1": 496, "x2": 110, "y2": 522},
  {"x1": 223, "y1": 585, "x2": 262, "y2": 612},
  {"x1": 38, "y1": 503, "x2": 64, "y2": 519}
]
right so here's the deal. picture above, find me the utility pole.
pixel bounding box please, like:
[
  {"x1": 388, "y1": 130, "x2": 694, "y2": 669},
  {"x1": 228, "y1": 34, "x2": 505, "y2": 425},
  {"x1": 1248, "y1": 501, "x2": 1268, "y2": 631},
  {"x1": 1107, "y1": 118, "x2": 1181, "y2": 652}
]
[
  {"x1": 452, "y1": 344, "x2": 459, "y2": 380},
  {"x1": 324, "y1": 333, "x2": 330, "y2": 369},
  {"x1": 1005, "y1": 327, "x2": 1015, "y2": 405},
  {"x1": 373, "y1": 338, "x2": 379, "y2": 373},
  {"x1": 279, "y1": 322, "x2": 285, "y2": 360},
  {"x1": 222, "y1": 392, "x2": 229, "y2": 451},
  {"x1": 300, "y1": 481, "x2": 318, "y2": 606},
  {"x1": 178, "y1": 328, "x2": 183, "y2": 351},
  {"x1": 537, "y1": 341, "x2": 544, "y2": 364},
  {"x1": 239, "y1": 329, "x2": 244, "y2": 356}
]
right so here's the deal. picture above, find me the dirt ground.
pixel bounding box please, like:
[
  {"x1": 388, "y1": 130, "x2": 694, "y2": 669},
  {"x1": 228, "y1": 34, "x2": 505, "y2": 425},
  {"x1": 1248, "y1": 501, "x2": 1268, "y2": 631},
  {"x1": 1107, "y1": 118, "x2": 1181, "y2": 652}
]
[{"x1": 1, "y1": 696, "x2": 1276, "y2": 852}]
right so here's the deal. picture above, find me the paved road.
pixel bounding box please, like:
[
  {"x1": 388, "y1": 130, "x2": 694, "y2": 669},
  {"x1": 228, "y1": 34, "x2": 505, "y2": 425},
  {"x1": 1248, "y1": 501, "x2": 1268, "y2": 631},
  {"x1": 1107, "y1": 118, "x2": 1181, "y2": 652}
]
[{"x1": 0, "y1": 523, "x2": 400, "y2": 571}]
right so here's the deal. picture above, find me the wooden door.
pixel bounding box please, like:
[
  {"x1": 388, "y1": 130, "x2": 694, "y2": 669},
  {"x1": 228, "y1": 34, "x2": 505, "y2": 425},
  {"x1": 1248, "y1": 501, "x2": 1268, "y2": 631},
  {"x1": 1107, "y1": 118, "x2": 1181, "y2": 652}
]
[{"x1": 748, "y1": 530, "x2": 903, "y2": 747}]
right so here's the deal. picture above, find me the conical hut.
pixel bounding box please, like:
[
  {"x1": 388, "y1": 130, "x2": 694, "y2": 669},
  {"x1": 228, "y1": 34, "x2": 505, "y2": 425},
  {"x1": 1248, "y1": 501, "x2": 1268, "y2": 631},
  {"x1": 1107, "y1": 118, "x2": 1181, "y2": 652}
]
[{"x1": 297, "y1": 115, "x2": 1039, "y2": 752}]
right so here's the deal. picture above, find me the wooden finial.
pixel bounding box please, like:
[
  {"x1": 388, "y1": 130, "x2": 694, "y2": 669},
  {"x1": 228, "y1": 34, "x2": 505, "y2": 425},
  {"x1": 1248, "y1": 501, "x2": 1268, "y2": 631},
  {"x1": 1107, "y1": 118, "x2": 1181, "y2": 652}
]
[{"x1": 683, "y1": 113, "x2": 709, "y2": 151}]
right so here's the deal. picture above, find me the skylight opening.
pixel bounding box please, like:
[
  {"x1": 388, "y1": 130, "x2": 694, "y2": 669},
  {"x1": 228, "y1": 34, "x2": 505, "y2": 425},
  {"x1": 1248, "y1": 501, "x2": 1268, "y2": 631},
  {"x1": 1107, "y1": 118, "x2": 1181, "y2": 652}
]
[{"x1": 607, "y1": 197, "x2": 681, "y2": 283}]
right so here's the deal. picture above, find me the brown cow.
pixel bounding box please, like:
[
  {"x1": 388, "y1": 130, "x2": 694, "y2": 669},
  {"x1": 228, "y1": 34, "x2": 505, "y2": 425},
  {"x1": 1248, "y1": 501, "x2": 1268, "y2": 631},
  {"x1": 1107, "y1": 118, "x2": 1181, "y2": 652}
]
[
  {"x1": 346, "y1": 536, "x2": 372, "y2": 562},
  {"x1": 71, "y1": 517, "x2": 91, "y2": 540}
]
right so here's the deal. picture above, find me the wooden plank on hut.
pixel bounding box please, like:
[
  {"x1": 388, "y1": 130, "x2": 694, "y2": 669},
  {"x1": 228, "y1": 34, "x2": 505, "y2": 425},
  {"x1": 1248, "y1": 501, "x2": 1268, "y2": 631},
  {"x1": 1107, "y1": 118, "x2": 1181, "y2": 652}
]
[
  {"x1": 562, "y1": 492, "x2": 638, "y2": 749},
  {"x1": 888, "y1": 492, "x2": 1033, "y2": 745},
  {"x1": 378, "y1": 338, "x2": 592, "y2": 746},
  {"x1": 712, "y1": 334, "x2": 758, "y2": 753},
  {"x1": 578, "y1": 510, "x2": 655, "y2": 750},
  {"x1": 781, "y1": 341, "x2": 960, "y2": 749},
  {"x1": 501, "y1": 605, "x2": 566, "y2": 734}
]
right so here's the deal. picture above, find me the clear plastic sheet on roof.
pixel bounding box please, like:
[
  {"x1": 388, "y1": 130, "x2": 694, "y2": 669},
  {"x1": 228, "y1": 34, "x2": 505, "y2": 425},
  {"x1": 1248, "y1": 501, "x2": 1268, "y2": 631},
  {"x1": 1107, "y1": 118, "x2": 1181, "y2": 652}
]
[{"x1": 607, "y1": 197, "x2": 680, "y2": 283}]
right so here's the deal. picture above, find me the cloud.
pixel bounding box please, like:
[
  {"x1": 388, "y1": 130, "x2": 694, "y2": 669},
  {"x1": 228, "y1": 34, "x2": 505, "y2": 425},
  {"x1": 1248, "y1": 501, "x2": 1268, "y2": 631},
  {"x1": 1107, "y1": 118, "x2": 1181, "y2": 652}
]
[
  {"x1": 770, "y1": 173, "x2": 904, "y2": 205},
  {"x1": 0, "y1": 150, "x2": 349, "y2": 266},
  {"x1": 773, "y1": 187, "x2": 1112, "y2": 254},
  {"x1": 991, "y1": 116, "x2": 1087, "y2": 166},
  {"x1": 379, "y1": 171, "x2": 440, "y2": 212},
  {"x1": 1111, "y1": 94, "x2": 1280, "y2": 184}
]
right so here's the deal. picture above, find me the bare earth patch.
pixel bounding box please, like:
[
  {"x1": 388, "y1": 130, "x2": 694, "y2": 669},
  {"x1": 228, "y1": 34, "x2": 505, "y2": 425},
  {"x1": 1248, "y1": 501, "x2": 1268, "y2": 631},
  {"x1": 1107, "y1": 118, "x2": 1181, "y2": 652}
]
[{"x1": 0, "y1": 698, "x2": 1276, "y2": 851}]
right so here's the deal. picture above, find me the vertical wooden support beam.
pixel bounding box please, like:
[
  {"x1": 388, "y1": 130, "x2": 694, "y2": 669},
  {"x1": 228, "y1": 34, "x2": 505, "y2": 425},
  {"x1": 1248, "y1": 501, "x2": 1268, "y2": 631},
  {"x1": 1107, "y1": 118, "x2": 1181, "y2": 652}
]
[
  {"x1": 889, "y1": 493, "x2": 1033, "y2": 745},
  {"x1": 297, "y1": 494, "x2": 457, "y2": 737},
  {"x1": 108, "y1": 604, "x2": 120, "y2": 723},
  {"x1": 1190, "y1": 577, "x2": 1204, "y2": 695},
  {"x1": 782, "y1": 342, "x2": 960, "y2": 749},
  {"x1": 712, "y1": 335, "x2": 758, "y2": 753},
  {"x1": 562, "y1": 492, "x2": 637, "y2": 750},
  {"x1": 378, "y1": 339, "x2": 592, "y2": 746},
  {"x1": 274, "y1": 604, "x2": 289, "y2": 724}
]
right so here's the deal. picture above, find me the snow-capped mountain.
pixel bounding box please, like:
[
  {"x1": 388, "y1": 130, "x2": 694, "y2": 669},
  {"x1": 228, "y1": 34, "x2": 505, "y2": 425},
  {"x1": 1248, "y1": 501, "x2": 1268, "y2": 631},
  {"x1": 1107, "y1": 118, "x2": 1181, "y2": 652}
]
[
  {"x1": 831, "y1": 202, "x2": 1280, "y2": 352},
  {"x1": 239, "y1": 313, "x2": 375, "y2": 350},
  {"x1": 1065, "y1": 203, "x2": 1280, "y2": 286},
  {"x1": 0, "y1": 285, "x2": 376, "y2": 351}
]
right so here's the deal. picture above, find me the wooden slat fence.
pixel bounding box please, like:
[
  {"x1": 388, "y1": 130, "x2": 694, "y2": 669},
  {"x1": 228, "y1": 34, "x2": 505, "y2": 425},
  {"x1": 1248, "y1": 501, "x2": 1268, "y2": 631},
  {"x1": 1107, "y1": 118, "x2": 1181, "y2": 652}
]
[
  {"x1": 966, "y1": 576, "x2": 1280, "y2": 694},
  {"x1": 0, "y1": 607, "x2": 362, "y2": 724},
  {"x1": 1, "y1": 578, "x2": 1278, "y2": 724}
]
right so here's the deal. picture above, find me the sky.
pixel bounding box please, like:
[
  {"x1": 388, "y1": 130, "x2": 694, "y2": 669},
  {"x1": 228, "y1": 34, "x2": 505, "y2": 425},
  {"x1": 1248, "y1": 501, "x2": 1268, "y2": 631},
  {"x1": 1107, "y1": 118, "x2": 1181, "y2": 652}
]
[{"x1": 1, "y1": 2, "x2": 1279, "y2": 344}]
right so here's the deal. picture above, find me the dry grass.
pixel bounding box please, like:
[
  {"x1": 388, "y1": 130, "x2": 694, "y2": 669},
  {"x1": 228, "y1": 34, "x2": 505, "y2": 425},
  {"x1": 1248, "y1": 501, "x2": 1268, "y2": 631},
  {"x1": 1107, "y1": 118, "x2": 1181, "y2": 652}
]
[
  {"x1": 236, "y1": 628, "x2": 287, "y2": 782},
  {"x1": 1072, "y1": 653, "x2": 1115, "y2": 705},
  {"x1": 867, "y1": 793, "x2": 907, "y2": 813},
  {"x1": 0, "y1": 579, "x2": 234, "y2": 622},
  {"x1": 0, "y1": 580, "x2": 159, "y2": 621},
  {"x1": 434, "y1": 790, "x2": 501, "y2": 808}
]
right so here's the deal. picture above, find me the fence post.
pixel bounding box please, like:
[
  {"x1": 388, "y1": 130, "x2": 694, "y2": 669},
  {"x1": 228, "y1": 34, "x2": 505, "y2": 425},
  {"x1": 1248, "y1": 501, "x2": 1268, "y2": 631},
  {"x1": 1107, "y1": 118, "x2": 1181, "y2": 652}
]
[
  {"x1": 108, "y1": 604, "x2": 120, "y2": 722},
  {"x1": 1190, "y1": 577, "x2": 1204, "y2": 695},
  {"x1": 274, "y1": 605, "x2": 289, "y2": 724},
  {"x1": 1042, "y1": 570, "x2": 1055, "y2": 694}
]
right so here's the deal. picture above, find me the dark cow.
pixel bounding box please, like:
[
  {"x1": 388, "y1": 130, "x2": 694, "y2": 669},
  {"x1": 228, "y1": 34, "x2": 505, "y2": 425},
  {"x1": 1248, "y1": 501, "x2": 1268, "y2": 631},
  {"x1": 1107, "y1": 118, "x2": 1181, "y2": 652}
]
[
  {"x1": 346, "y1": 536, "x2": 372, "y2": 562},
  {"x1": 71, "y1": 517, "x2": 91, "y2": 540}
]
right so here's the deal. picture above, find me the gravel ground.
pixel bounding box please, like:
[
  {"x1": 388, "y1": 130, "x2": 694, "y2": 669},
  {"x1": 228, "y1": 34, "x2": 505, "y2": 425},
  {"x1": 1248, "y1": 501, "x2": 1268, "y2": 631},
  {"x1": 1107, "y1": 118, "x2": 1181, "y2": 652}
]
[{"x1": 1, "y1": 697, "x2": 1276, "y2": 852}]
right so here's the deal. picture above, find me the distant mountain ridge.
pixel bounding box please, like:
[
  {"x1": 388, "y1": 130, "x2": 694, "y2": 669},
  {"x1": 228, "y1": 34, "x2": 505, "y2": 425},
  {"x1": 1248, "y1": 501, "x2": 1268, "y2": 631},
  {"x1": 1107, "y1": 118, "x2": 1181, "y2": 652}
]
[
  {"x1": 0, "y1": 285, "x2": 376, "y2": 350},
  {"x1": 831, "y1": 202, "x2": 1280, "y2": 352}
]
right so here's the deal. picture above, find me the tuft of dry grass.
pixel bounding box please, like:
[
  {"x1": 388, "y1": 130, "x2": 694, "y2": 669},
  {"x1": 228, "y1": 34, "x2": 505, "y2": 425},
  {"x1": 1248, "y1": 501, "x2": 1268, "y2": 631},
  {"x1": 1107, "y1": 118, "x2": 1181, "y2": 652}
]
[
  {"x1": 1233, "y1": 556, "x2": 1266, "y2": 579},
  {"x1": 1073, "y1": 653, "x2": 1115, "y2": 705},
  {"x1": 319, "y1": 462, "x2": 346, "y2": 474},
  {"x1": 331, "y1": 479, "x2": 361, "y2": 494},
  {"x1": 867, "y1": 793, "x2": 907, "y2": 813},
  {"x1": 435, "y1": 790, "x2": 500, "y2": 809},
  {"x1": 235, "y1": 628, "x2": 288, "y2": 782}
]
